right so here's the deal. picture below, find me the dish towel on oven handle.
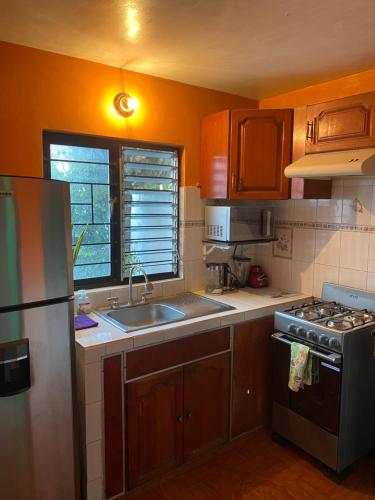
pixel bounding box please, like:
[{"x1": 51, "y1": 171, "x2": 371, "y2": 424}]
[{"x1": 288, "y1": 342, "x2": 319, "y2": 392}]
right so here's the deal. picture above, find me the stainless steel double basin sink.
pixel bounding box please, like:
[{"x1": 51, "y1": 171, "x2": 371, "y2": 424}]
[{"x1": 96, "y1": 292, "x2": 235, "y2": 333}]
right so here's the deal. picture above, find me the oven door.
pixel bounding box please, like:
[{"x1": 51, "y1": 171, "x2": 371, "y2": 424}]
[{"x1": 271, "y1": 332, "x2": 342, "y2": 436}]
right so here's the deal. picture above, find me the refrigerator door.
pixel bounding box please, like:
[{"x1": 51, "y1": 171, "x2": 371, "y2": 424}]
[
  {"x1": 0, "y1": 300, "x2": 79, "y2": 500},
  {"x1": 0, "y1": 176, "x2": 73, "y2": 309}
]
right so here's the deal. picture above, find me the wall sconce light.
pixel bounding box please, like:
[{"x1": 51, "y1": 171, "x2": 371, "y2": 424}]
[{"x1": 113, "y1": 93, "x2": 139, "y2": 117}]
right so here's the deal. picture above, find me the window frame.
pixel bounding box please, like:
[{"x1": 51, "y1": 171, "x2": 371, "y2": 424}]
[{"x1": 43, "y1": 131, "x2": 180, "y2": 290}]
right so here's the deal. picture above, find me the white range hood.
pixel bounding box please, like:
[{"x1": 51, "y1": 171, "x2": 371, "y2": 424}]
[{"x1": 284, "y1": 148, "x2": 375, "y2": 179}]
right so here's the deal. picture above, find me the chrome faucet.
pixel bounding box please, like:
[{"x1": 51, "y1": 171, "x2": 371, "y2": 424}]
[{"x1": 128, "y1": 265, "x2": 154, "y2": 306}]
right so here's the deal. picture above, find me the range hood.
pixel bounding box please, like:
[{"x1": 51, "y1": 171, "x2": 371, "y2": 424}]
[{"x1": 284, "y1": 148, "x2": 375, "y2": 178}]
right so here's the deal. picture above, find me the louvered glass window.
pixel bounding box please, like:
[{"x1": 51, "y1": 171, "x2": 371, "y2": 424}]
[
  {"x1": 44, "y1": 132, "x2": 179, "y2": 288},
  {"x1": 122, "y1": 147, "x2": 179, "y2": 279}
]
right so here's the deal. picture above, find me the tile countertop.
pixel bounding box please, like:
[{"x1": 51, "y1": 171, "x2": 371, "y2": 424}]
[{"x1": 75, "y1": 288, "x2": 310, "y2": 359}]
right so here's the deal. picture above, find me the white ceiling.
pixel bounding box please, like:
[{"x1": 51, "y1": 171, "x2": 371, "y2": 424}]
[{"x1": 1, "y1": 0, "x2": 375, "y2": 98}]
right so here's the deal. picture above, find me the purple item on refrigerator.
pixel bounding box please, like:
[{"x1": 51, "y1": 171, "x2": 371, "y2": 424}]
[{"x1": 74, "y1": 314, "x2": 98, "y2": 330}]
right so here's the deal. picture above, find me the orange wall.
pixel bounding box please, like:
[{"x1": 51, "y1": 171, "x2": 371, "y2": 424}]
[
  {"x1": 260, "y1": 68, "x2": 375, "y2": 109},
  {"x1": 0, "y1": 41, "x2": 257, "y2": 186}
]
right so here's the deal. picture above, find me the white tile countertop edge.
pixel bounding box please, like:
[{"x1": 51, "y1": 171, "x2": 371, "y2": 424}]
[{"x1": 75, "y1": 288, "x2": 310, "y2": 360}]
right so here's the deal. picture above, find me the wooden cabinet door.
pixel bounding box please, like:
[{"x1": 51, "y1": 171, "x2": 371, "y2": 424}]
[
  {"x1": 231, "y1": 316, "x2": 274, "y2": 438},
  {"x1": 126, "y1": 368, "x2": 183, "y2": 489},
  {"x1": 229, "y1": 109, "x2": 292, "y2": 200},
  {"x1": 306, "y1": 92, "x2": 375, "y2": 153},
  {"x1": 183, "y1": 353, "x2": 230, "y2": 461}
]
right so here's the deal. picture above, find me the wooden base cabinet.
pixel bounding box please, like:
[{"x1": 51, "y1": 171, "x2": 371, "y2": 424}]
[
  {"x1": 201, "y1": 108, "x2": 293, "y2": 200},
  {"x1": 183, "y1": 353, "x2": 230, "y2": 461},
  {"x1": 231, "y1": 316, "x2": 274, "y2": 438},
  {"x1": 126, "y1": 352, "x2": 231, "y2": 490},
  {"x1": 126, "y1": 368, "x2": 184, "y2": 490}
]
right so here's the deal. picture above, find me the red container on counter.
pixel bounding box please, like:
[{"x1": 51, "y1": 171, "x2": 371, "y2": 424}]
[{"x1": 248, "y1": 265, "x2": 269, "y2": 288}]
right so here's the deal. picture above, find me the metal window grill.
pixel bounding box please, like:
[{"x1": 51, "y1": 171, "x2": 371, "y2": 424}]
[{"x1": 121, "y1": 147, "x2": 179, "y2": 279}]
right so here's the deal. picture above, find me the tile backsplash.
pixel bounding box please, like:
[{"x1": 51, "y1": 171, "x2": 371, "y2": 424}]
[
  {"x1": 255, "y1": 176, "x2": 375, "y2": 297},
  {"x1": 85, "y1": 177, "x2": 375, "y2": 307}
]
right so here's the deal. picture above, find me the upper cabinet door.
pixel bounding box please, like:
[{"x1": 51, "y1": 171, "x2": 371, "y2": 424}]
[
  {"x1": 305, "y1": 92, "x2": 375, "y2": 153},
  {"x1": 229, "y1": 109, "x2": 292, "y2": 200}
]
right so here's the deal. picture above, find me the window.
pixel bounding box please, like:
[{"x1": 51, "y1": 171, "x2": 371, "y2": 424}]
[{"x1": 44, "y1": 132, "x2": 179, "y2": 288}]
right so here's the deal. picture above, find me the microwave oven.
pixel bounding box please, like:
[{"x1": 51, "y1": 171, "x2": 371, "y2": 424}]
[{"x1": 204, "y1": 206, "x2": 275, "y2": 243}]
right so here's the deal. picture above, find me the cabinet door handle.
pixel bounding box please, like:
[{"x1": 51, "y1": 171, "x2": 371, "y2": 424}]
[
  {"x1": 246, "y1": 388, "x2": 252, "y2": 396},
  {"x1": 185, "y1": 412, "x2": 192, "y2": 420},
  {"x1": 231, "y1": 174, "x2": 237, "y2": 191},
  {"x1": 306, "y1": 120, "x2": 314, "y2": 142},
  {"x1": 177, "y1": 415, "x2": 184, "y2": 423}
]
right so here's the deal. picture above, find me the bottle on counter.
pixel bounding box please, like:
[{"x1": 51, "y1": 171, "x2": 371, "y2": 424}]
[{"x1": 76, "y1": 289, "x2": 92, "y2": 314}]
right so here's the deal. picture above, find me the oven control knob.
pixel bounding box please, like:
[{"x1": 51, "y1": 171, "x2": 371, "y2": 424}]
[
  {"x1": 288, "y1": 324, "x2": 297, "y2": 334},
  {"x1": 307, "y1": 330, "x2": 318, "y2": 342},
  {"x1": 329, "y1": 337, "x2": 341, "y2": 349},
  {"x1": 319, "y1": 334, "x2": 329, "y2": 346},
  {"x1": 296, "y1": 327, "x2": 306, "y2": 337}
]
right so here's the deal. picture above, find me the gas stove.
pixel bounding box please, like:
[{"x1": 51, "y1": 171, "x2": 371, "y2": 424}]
[
  {"x1": 272, "y1": 283, "x2": 375, "y2": 475},
  {"x1": 275, "y1": 285, "x2": 375, "y2": 352}
]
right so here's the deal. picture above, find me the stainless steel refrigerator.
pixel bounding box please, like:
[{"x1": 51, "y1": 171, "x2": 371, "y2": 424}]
[{"x1": 0, "y1": 176, "x2": 80, "y2": 499}]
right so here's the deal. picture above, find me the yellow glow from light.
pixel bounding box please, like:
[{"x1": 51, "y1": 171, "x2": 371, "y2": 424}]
[
  {"x1": 102, "y1": 89, "x2": 145, "y2": 129},
  {"x1": 126, "y1": 97, "x2": 139, "y2": 112},
  {"x1": 126, "y1": 7, "x2": 139, "y2": 39}
]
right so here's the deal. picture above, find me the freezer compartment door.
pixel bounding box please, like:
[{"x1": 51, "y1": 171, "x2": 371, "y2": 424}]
[
  {"x1": 0, "y1": 300, "x2": 79, "y2": 500},
  {"x1": 0, "y1": 176, "x2": 73, "y2": 308}
]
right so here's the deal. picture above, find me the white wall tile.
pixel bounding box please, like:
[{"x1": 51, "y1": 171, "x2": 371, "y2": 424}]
[
  {"x1": 86, "y1": 478, "x2": 103, "y2": 500},
  {"x1": 339, "y1": 268, "x2": 367, "y2": 290},
  {"x1": 292, "y1": 200, "x2": 317, "y2": 222},
  {"x1": 366, "y1": 272, "x2": 375, "y2": 292},
  {"x1": 253, "y1": 255, "x2": 272, "y2": 277},
  {"x1": 184, "y1": 259, "x2": 206, "y2": 291},
  {"x1": 271, "y1": 257, "x2": 292, "y2": 289},
  {"x1": 371, "y1": 187, "x2": 375, "y2": 225},
  {"x1": 342, "y1": 185, "x2": 372, "y2": 225},
  {"x1": 162, "y1": 279, "x2": 185, "y2": 297},
  {"x1": 342, "y1": 176, "x2": 373, "y2": 186},
  {"x1": 180, "y1": 226, "x2": 204, "y2": 261},
  {"x1": 85, "y1": 401, "x2": 102, "y2": 444},
  {"x1": 315, "y1": 230, "x2": 341, "y2": 267},
  {"x1": 368, "y1": 234, "x2": 375, "y2": 272},
  {"x1": 84, "y1": 362, "x2": 102, "y2": 404},
  {"x1": 182, "y1": 186, "x2": 205, "y2": 222},
  {"x1": 291, "y1": 260, "x2": 314, "y2": 295},
  {"x1": 340, "y1": 232, "x2": 369, "y2": 271},
  {"x1": 86, "y1": 440, "x2": 103, "y2": 482},
  {"x1": 254, "y1": 242, "x2": 273, "y2": 257},
  {"x1": 273, "y1": 200, "x2": 294, "y2": 221},
  {"x1": 292, "y1": 228, "x2": 315, "y2": 262},
  {"x1": 313, "y1": 264, "x2": 339, "y2": 297},
  {"x1": 316, "y1": 199, "x2": 342, "y2": 223},
  {"x1": 331, "y1": 178, "x2": 343, "y2": 199}
]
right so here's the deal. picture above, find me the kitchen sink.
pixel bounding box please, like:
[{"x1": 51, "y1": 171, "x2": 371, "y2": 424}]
[
  {"x1": 107, "y1": 303, "x2": 186, "y2": 331},
  {"x1": 96, "y1": 292, "x2": 235, "y2": 333}
]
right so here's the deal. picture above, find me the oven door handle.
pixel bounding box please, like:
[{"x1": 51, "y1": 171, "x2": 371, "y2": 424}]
[{"x1": 272, "y1": 332, "x2": 342, "y2": 365}]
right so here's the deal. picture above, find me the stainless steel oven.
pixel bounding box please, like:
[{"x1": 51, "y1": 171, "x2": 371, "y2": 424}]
[
  {"x1": 272, "y1": 333, "x2": 342, "y2": 436},
  {"x1": 271, "y1": 286, "x2": 375, "y2": 475}
]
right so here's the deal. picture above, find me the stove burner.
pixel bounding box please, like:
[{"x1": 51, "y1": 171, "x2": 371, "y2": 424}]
[
  {"x1": 291, "y1": 301, "x2": 352, "y2": 321},
  {"x1": 326, "y1": 310, "x2": 375, "y2": 330}
]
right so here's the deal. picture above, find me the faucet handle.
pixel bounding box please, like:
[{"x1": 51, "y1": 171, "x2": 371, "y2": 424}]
[{"x1": 107, "y1": 296, "x2": 119, "y2": 309}]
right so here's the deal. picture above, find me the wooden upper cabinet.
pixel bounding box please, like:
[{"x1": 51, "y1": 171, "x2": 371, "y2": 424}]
[
  {"x1": 200, "y1": 108, "x2": 293, "y2": 200},
  {"x1": 305, "y1": 92, "x2": 375, "y2": 153}
]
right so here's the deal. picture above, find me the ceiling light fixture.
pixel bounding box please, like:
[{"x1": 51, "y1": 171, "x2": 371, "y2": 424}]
[{"x1": 113, "y1": 93, "x2": 139, "y2": 117}]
